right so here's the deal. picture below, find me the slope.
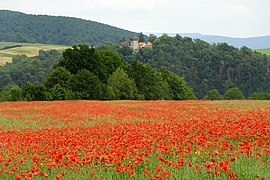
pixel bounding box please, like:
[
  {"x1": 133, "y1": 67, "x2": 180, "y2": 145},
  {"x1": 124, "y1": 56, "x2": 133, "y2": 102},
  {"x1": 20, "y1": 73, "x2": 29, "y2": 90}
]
[{"x1": 0, "y1": 10, "x2": 136, "y2": 46}]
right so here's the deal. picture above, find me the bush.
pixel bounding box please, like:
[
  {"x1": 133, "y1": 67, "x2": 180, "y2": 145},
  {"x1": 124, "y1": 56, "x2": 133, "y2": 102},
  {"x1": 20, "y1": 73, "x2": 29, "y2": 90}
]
[
  {"x1": 223, "y1": 87, "x2": 245, "y2": 100},
  {"x1": 204, "y1": 89, "x2": 223, "y2": 100},
  {"x1": 248, "y1": 92, "x2": 270, "y2": 100},
  {"x1": 2, "y1": 84, "x2": 22, "y2": 101}
]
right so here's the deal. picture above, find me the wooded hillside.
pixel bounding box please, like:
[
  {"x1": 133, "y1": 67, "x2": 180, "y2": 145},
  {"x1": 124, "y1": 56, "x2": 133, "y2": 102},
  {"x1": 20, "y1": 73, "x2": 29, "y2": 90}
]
[
  {"x1": 0, "y1": 10, "x2": 136, "y2": 45},
  {"x1": 135, "y1": 34, "x2": 270, "y2": 98}
]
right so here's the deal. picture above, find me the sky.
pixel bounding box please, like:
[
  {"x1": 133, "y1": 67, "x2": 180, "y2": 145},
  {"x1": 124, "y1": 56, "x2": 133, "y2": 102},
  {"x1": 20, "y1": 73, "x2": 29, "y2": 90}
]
[{"x1": 0, "y1": 0, "x2": 269, "y2": 38}]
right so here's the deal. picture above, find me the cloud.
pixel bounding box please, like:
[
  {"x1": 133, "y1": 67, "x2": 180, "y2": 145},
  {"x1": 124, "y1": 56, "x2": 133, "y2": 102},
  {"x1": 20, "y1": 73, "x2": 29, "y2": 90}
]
[
  {"x1": 224, "y1": 4, "x2": 249, "y2": 17},
  {"x1": 0, "y1": 0, "x2": 269, "y2": 37}
]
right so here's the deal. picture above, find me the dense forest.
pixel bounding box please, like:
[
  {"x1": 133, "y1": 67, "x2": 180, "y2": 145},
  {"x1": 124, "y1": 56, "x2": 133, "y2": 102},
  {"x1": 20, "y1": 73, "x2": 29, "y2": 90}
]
[
  {"x1": 0, "y1": 45, "x2": 196, "y2": 101},
  {"x1": 0, "y1": 10, "x2": 137, "y2": 45},
  {"x1": 134, "y1": 34, "x2": 270, "y2": 98},
  {"x1": 0, "y1": 50, "x2": 62, "y2": 88},
  {"x1": 0, "y1": 34, "x2": 270, "y2": 100}
]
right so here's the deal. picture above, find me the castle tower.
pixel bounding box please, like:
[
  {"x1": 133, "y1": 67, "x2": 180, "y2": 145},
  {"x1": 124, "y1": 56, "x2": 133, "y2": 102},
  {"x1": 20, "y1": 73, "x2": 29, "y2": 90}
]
[{"x1": 130, "y1": 34, "x2": 139, "y2": 51}]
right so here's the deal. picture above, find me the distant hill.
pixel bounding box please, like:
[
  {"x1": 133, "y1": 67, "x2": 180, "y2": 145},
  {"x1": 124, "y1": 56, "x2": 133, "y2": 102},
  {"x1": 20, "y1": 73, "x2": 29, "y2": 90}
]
[
  {"x1": 0, "y1": 10, "x2": 137, "y2": 46},
  {"x1": 145, "y1": 32, "x2": 270, "y2": 49}
]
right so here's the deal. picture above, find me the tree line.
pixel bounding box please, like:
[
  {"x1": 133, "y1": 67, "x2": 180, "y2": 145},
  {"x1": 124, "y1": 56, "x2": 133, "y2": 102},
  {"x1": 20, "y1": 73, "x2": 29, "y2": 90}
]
[
  {"x1": 0, "y1": 45, "x2": 196, "y2": 101},
  {"x1": 1, "y1": 36, "x2": 270, "y2": 101}
]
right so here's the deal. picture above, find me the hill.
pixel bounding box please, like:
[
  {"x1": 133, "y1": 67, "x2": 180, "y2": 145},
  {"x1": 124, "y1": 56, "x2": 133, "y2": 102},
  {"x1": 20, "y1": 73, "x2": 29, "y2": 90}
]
[
  {"x1": 145, "y1": 32, "x2": 270, "y2": 49},
  {"x1": 0, "y1": 10, "x2": 137, "y2": 46},
  {"x1": 0, "y1": 42, "x2": 69, "y2": 65}
]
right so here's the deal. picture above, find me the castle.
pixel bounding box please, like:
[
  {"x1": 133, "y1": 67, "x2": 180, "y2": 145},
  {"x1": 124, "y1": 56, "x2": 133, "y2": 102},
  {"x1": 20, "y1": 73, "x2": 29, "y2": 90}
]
[{"x1": 120, "y1": 34, "x2": 153, "y2": 52}]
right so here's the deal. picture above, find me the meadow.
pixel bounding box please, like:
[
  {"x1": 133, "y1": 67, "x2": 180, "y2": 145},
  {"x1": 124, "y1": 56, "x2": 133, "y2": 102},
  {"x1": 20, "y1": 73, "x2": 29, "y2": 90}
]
[
  {"x1": 0, "y1": 100, "x2": 269, "y2": 179},
  {"x1": 0, "y1": 42, "x2": 69, "y2": 65},
  {"x1": 256, "y1": 48, "x2": 270, "y2": 56}
]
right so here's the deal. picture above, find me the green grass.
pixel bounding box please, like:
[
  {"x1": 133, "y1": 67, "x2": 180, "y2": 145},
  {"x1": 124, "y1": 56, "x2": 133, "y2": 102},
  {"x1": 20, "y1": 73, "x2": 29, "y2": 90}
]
[
  {"x1": 255, "y1": 48, "x2": 270, "y2": 56},
  {"x1": 0, "y1": 42, "x2": 69, "y2": 65}
]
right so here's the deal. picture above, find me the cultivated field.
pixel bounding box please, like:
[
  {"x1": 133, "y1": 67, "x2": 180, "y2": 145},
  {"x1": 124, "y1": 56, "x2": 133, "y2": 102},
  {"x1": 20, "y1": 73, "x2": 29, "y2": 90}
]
[
  {"x1": 256, "y1": 48, "x2": 270, "y2": 56},
  {"x1": 0, "y1": 42, "x2": 69, "y2": 65},
  {"x1": 0, "y1": 100, "x2": 269, "y2": 179}
]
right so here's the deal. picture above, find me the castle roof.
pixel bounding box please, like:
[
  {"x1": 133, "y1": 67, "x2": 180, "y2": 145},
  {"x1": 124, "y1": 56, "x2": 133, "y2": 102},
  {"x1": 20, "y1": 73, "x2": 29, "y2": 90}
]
[
  {"x1": 145, "y1": 42, "x2": 153, "y2": 46},
  {"x1": 130, "y1": 34, "x2": 139, "y2": 41},
  {"x1": 138, "y1": 42, "x2": 145, "y2": 46}
]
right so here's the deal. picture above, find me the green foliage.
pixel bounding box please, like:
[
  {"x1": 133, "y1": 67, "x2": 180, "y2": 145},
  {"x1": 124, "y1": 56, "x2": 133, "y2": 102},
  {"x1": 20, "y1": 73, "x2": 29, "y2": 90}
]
[
  {"x1": 134, "y1": 34, "x2": 270, "y2": 99},
  {"x1": 59, "y1": 45, "x2": 97, "y2": 74},
  {"x1": 0, "y1": 43, "x2": 197, "y2": 101},
  {"x1": 104, "y1": 85, "x2": 117, "y2": 100},
  {"x1": 107, "y1": 68, "x2": 138, "y2": 100},
  {"x1": 0, "y1": 89, "x2": 4, "y2": 101},
  {"x1": 203, "y1": 89, "x2": 223, "y2": 100},
  {"x1": 21, "y1": 82, "x2": 47, "y2": 101},
  {"x1": 45, "y1": 67, "x2": 72, "y2": 89},
  {"x1": 138, "y1": 32, "x2": 145, "y2": 42},
  {"x1": 95, "y1": 50, "x2": 126, "y2": 82},
  {"x1": 128, "y1": 61, "x2": 171, "y2": 100},
  {"x1": 149, "y1": 34, "x2": 157, "y2": 43},
  {"x1": 2, "y1": 84, "x2": 22, "y2": 101},
  {"x1": 58, "y1": 45, "x2": 126, "y2": 83},
  {"x1": 223, "y1": 87, "x2": 245, "y2": 100},
  {"x1": 0, "y1": 10, "x2": 137, "y2": 45},
  {"x1": 48, "y1": 84, "x2": 75, "y2": 101},
  {"x1": 0, "y1": 50, "x2": 62, "y2": 88},
  {"x1": 67, "y1": 69, "x2": 102, "y2": 100},
  {"x1": 160, "y1": 68, "x2": 196, "y2": 100},
  {"x1": 96, "y1": 41, "x2": 120, "y2": 52},
  {"x1": 256, "y1": 48, "x2": 270, "y2": 56},
  {"x1": 248, "y1": 92, "x2": 270, "y2": 100}
]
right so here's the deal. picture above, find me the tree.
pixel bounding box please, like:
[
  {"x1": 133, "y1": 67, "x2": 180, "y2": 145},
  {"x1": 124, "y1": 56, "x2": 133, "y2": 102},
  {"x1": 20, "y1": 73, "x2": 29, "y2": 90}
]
[
  {"x1": 95, "y1": 50, "x2": 126, "y2": 82},
  {"x1": 138, "y1": 32, "x2": 145, "y2": 42},
  {"x1": 149, "y1": 34, "x2": 157, "y2": 43},
  {"x1": 128, "y1": 61, "x2": 171, "y2": 100},
  {"x1": 133, "y1": 34, "x2": 270, "y2": 99},
  {"x1": 248, "y1": 92, "x2": 270, "y2": 100},
  {"x1": 48, "y1": 84, "x2": 75, "y2": 100},
  {"x1": 96, "y1": 41, "x2": 120, "y2": 52},
  {"x1": 22, "y1": 82, "x2": 47, "y2": 101},
  {"x1": 22, "y1": 82, "x2": 36, "y2": 101},
  {"x1": 2, "y1": 84, "x2": 22, "y2": 101},
  {"x1": 67, "y1": 69, "x2": 102, "y2": 100},
  {"x1": 107, "y1": 68, "x2": 138, "y2": 100},
  {"x1": 0, "y1": 89, "x2": 4, "y2": 101},
  {"x1": 45, "y1": 67, "x2": 72, "y2": 89},
  {"x1": 58, "y1": 45, "x2": 97, "y2": 75},
  {"x1": 118, "y1": 46, "x2": 133, "y2": 57},
  {"x1": 58, "y1": 45, "x2": 126, "y2": 83},
  {"x1": 32, "y1": 84, "x2": 47, "y2": 101},
  {"x1": 203, "y1": 89, "x2": 222, "y2": 100},
  {"x1": 223, "y1": 87, "x2": 245, "y2": 100},
  {"x1": 160, "y1": 68, "x2": 196, "y2": 100}
]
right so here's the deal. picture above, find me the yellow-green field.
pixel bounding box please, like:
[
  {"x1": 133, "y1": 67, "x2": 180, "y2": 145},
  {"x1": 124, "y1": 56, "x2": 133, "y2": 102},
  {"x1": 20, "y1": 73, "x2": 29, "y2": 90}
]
[
  {"x1": 256, "y1": 48, "x2": 270, "y2": 56},
  {"x1": 0, "y1": 42, "x2": 69, "y2": 65}
]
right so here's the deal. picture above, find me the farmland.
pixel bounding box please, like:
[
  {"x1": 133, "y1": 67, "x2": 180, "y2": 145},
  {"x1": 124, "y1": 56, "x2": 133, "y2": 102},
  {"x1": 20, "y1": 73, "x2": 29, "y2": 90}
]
[
  {"x1": 0, "y1": 42, "x2": 69, "y2": 65},
  {"x1": 256, "y1": 48, "x2": 270, "y2": 56},
  {"x1": 0, "y1": 100, "x2": 269, "y2": 179}
]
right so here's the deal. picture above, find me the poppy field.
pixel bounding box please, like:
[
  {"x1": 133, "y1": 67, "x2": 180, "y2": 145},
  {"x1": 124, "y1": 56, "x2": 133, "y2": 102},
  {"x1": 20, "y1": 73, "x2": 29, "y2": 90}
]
[{"x1": 0, "y1": 100, "x2": 270, "y2": 179}]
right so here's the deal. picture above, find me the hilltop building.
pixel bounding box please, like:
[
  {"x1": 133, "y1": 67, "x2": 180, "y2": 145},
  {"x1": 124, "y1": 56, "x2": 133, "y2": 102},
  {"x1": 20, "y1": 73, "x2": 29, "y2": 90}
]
[{"x1": 120, "y1": 34, "x2": 153, "y2": 52}]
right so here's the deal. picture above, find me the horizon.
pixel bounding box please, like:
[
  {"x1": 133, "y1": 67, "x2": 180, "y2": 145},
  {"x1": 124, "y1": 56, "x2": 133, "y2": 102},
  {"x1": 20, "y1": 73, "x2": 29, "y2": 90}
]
[{"x1": 0, "y1": 0, "x2": 269, "y2": 38}]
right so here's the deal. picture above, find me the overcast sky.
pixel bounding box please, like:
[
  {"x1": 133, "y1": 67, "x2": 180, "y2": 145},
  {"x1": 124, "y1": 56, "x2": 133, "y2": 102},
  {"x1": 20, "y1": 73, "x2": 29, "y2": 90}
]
[{"x1": 1, "y1": 0, "x2": 269, "y2": 38}]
